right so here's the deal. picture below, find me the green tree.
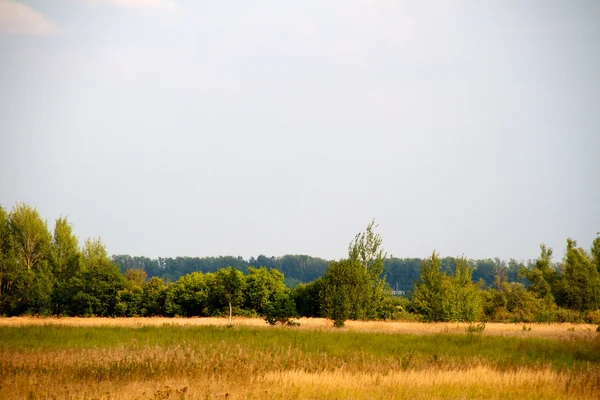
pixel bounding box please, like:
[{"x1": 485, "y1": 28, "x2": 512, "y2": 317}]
[
  {"x1": 244, "y1": 267, "x2": 287, "y2": 314},
  {"x1": 5, "y1": 204, "x2": 53, "y2": 315},
  {"x1": 450, "y1": 256, "x2": 482, "y2": 321},
  {"x1": 141, "y1": 277, "x2": 166, "y2": 316},
  {"x1": 557, "y1": 238, "x2": 600, "y2": 312},
  {"x1": 347, "y1": 220, "x2": 389, "y2": 318},
  {"x1": 213, "y1": 267, "x2": 246, "y2": 324},
  {"x1": 592, "y1": 233, "x2": 600, "y2": 273},
  {"x1": 320, "y1": 259, "x2": 371, "y2": 327},
  {"x1": 164, "y1": 272, "x2": 209, "y2": 316},
  {"x1": 9, "y1": 204, "x2": 52, "y2": 272},
  {"x1": 263, "y1": 292, "x2": 298, "y2": 325},
  {"x1": 68, "y1": 238, "x2": 125, "y2": 316},
  {"x1": 115, "y1": 286, "x2": 143, "y2": 317},
  {"x1": 50, "y1": 217, "x2": 81, "y2": 315},
  {"x1": 292, "y1": 279, "x2": 323, "y2": 317},
  {"x1": 412, "y1": 251, "x2": 447, "y2": 321},
  {"x1": 520, "y1": 244, "x2": 558, "y2": 303},
  {"x1": 0, "y1": 205, "x2": 19, "y2": 313}
]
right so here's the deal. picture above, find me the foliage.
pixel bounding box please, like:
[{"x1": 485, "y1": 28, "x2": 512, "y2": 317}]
[
  {"x1": 244, "y1": 267, "x2": 287, "y2": 314},
  {"x1": 1, "y1": 203, "x2": 600, "y2": 323},
  {"x1": 556, "y1": 239, "x2": 600, "y2": 312},
  {"x1": 321, "y1": 259, "x2": 372, "y2": 327},
  {"x1": 68, "y1": 238, "x2": 125, "y2": 316},
  {"x1": 413, "y1": 253, "x2": 483, "y2": 322},
  {"x1": 412, "y1": 251, "x2": 448, "y2": 321},
  {"x1": 163, "y1": 272, "x2": 209, "y2": 317},
  {"x1": 263, "y1": 292, "x2": 298, "y2": 325},
  {"x1": 213, "y1": 267, "x2": 246, "y2": 324},
  {"x1": 291, "y1": 279, "x2": 323, "y2": 317}
]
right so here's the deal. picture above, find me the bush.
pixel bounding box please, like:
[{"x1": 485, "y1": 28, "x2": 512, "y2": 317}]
[
  {"x1": 555, "y1": 308, "x2": 583, "y2": 323},
  {"x1": 584, "y1": 310, "x2": 600, "y2": 324},
  {"x1": 263, "y1": 293, "x2": 298, "y2": 326}
]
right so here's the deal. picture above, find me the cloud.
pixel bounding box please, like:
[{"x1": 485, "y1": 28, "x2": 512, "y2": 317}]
[
  {"x1": 86, "y1": 0, "x2": 178, "y2": 11},
  {"x1": 0, "y1": 0, "x2": 60, "y2": 35}
]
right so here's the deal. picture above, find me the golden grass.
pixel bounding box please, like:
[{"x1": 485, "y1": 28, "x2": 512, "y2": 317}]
[
  {"x1": 3, "y1": 365, "x2": 598, "y2": 399},
  {"x1": 2, "y1": 317, "x2": 599, "y2": 399},
  {"x1": 0, "y1": 316, "x2": 597, "y2": 340}
]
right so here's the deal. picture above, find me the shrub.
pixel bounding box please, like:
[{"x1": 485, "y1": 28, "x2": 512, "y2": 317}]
[{"x1": 263, "y1": 293, "x2": 298, "y2": 326}]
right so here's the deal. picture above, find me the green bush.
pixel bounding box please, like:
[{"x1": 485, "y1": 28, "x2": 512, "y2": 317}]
[
  {"x1": 263, "y1": 293, "x2": 298, "y2": 326},
  {"x1": 555, "y1": 308, "x2": 583, "y2": 323}
]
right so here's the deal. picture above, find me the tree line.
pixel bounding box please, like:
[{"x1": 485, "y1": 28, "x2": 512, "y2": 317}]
[
  {"x1": 112, "y1": 253, "x2": 530, "y2": 292},
  {"x1": 1, "y1": 203, "x2": 599, "y2": 327}
]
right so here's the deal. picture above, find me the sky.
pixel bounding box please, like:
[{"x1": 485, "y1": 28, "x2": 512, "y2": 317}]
[{"x1": 0, "y1": 0, "x2": 599, "y2": 262}]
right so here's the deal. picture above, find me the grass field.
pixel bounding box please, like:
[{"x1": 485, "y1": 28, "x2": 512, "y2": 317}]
[{"x1": 1, "y1": 317, "x2": 599, "y2": 399}]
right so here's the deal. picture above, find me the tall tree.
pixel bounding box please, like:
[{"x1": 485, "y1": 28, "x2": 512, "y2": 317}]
[
  {"x1": 244, "y1": 267, "x2": 287, "y2": 314},
  {"x1": 557, "y1": 238, "x2": 600, "y2": 312},
  {"x1": 50, "y1": 217, "x2": 81, "y2": 314},
  {"x1": 50, "y1": 217, "x2": 81, "y2": 280},
  {"x1": 450, "y1": 256, "x2": 482, "y2": 321},
  {"x1": 347, "y1": 220, "x2": 388, "y2": 318},
  {"x1": 68, "y1": 238, "x2": 125, "y2": 316},
  {"x1": 213, "y1": 267, "x2": 245, "y2": 324},
  {"x1": 9, "y1": 203, "x2": 51, "y2": 272},
  {"x1": 412, "y1": 251, "x2": 447, "y2": 321},
  {"x1": 0, "y1": 205, "x2": 17, "y2": 303},
  {"x1": 520, "y1": 244, "x2": 558, "y2": 301},
  {"x1": 164, "y1": 272, "x2": 209, "y2": 317},
  {"x1": 4, "y1": 204, "x2": 54, "y2": 315},
  {"x1": 320, "y1": 258, "x2": 371, "y2": 327},
  {"x1": 592, "y1": 233, "x2": 600, "y2": 274}
]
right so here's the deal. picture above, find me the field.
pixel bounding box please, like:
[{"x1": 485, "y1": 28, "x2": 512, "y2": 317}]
[{"x1": 1, "y1": 318, "x2": 599, "y2": 399}]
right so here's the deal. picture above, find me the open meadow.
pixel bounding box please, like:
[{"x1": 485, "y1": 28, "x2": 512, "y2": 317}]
[{"x1": 1, "y1": 317, "x2": 599, "y2": 399}]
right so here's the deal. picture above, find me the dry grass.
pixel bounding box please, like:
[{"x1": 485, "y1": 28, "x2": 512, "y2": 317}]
[
  {"x1": 1, "y1": 317, "x2": 599, "y2": 399},
  {"x1": 0, "y1": 316, "x2": 597, "y2": 339},
  {"x1": 4, "y1": 366, "x2": 598, "y2": 399}
]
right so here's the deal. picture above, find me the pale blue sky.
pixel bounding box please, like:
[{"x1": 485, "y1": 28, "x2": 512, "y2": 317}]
[{"x1": 1, "y1": 0, "x2": 598, "y2": 261}]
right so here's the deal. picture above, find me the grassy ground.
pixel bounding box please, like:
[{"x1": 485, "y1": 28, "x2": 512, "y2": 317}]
[{"x1": 0, "y1": 317, "x2": 599, "y2": 399}]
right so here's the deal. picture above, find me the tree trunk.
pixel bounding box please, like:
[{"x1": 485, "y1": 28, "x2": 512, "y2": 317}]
[{"x1": 229, "y1": 301, "x2": 232, "y2": 325}]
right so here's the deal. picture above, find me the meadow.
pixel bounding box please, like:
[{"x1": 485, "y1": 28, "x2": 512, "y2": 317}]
[{"x1": 1, "y1": 317, "x2": 599, "y2": 399}]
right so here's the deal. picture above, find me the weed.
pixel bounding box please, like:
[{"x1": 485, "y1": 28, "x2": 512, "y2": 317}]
[{"x1": 466, "y1": 321, "x2": 486, "y2": 333}]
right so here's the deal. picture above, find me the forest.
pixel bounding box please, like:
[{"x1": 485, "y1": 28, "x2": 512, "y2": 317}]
[{"x1": 1, "y1": 203, "x2": 599, "y2": 327}]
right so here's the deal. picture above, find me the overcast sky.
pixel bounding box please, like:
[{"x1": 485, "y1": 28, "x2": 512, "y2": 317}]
[{"x1": 0, "y1": 0, "x2": 598, "y2": 262}]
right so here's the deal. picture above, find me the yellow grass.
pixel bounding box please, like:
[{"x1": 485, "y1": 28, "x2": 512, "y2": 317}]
[
  {"x1": 3, "y1": 365, "x2": 597, "y2": 399},
  {"x1": 0, "y1": 316, "x2": 597, "y2": 340},
  {"x1": 2, "y1": 317, "x2": 599, "y2": 399}
]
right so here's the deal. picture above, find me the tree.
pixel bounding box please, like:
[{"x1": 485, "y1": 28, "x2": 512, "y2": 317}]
[
  {"x1": 320, "y1": 259, "x2": 371, "y2": 327},
  {"x1": 347, "y1": 219, "x2": 389, "y2": 318},
  {"x1": 263, "y1": 292, "x2": 298, "y2": 325},
  {"x1": 125, "y1": 268, "x2": 147, "y2": 288},
  {"x1": 141, "y1": 277, "x2": 166, "y2": 316},
  {"x1": 5, "y1": 204, "x2": 53, "y2": 315},
  {"x1": 592, "y1": 233, "x2": 600, "y2": 274},
  {"x1": 163, "y1": 272, "x2": 209, "y2": 316},
  {"x1": 213, "y1": 267, "x2": 245, "y2": 324},
  {"x1": 68, "y1": 238, "x2": 125, "y2": 316},
  {"x1": 50, "y1": 217, "x2": 81, "y2": 315},
  {"x1": 519, "y1": 244, "x2": 558, "y2": 301},
  {"x1": 292, "y1": 279, "x2": 323, "y2": 317},
  {"x1": 557, "y1": 238, "x2": 600, "y2": 312},
  {"x1": 0, "y1": 205, "x2": 19, "y2": 312},
  {"x1": 244, "y1": 267, "x2": 287, "y2": 314},
  {"x1": 348, "y1": 219, "x2": 386, "y2": 276},
  {"x1": 450, "y1": 256, "x2": 482, "y2": 322},
  {"x1": 9, "y1": 203, "x2": 52, "y2": 272},
  {"x1": 412, "y1": 251, "x2": 447, "y2": 321}
]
